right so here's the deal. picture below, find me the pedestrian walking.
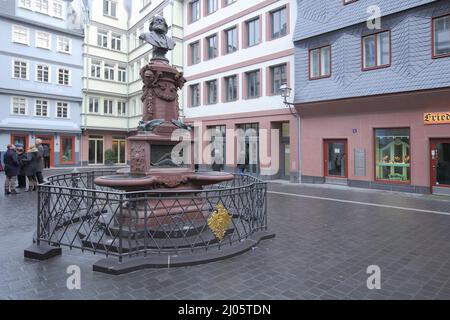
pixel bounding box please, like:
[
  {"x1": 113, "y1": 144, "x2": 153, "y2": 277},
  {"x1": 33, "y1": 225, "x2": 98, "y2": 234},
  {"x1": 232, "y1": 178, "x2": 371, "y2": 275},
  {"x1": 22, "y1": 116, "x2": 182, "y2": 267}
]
[
  {"x1": 3, "y1": 144, "x2": 20, "y2": 195},
  {"x1": 35, "y1": 138, "x2": 45, "y2": 184},
  {"x1": 22, "y1": 145, "x2": 39, "y2": 191},
  {"x1": 16, "y1": 144, "x2": 27, "y2": 189}
]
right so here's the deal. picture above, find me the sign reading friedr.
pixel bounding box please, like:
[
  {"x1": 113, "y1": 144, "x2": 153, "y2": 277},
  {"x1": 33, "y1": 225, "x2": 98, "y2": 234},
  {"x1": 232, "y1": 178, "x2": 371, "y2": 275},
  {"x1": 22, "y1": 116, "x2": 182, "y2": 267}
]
[{"x1": 424, "y1": 112, "x2": 450, "y2": 125}]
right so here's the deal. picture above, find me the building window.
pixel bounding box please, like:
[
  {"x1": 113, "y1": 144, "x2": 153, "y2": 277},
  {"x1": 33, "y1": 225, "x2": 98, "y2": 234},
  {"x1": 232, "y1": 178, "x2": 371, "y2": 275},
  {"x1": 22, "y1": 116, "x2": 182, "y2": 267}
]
[
  {"x1": 103, "y1": 0, "x2": 117, "y2": 18},
  {"x1": 104, "y1": 64, "x2": 115, "y2": 81},
  {"x1": 19, "y1": 0, "x2": 32, "y2": 9},
  {"x1": 12, "y1": 25, "x2": 29, "y2": 45},
  {"x1": 225, "y1": 27, "x2": 238, "y2": 54},
  {"x1": 56, "y1": 102, "x2": 69, "y2": 118},
  {"x1": 35, "y1": 0, "x2": 49, "y2": 14},
  {"x1": 142, "y1": 0, "x2": 151, "y2": 8},
  {"x1": 270, "y1": 64, "x2": 287, "y2": 95},
  {"x1": 190, "y1": 0, "x2": 200, "y2": 22},
  {"x1": 118, "y1": 67, "x2": 127, "y2": 82},
  {"x1": 117, "y1": 101, "x2": 127, "y2": 116},
  {"x1": 375, "y1": 128, "x2": 411, "y2": 183},
  {"x1": 112, "y1": 137, "x2": 126, "y2": 164},
  {"x1": 36, "y1": 31, "x2": 51, "y2": 49},
  {"x1": 433, "y1": 15, "x2": 450, "y2": 58},
  {"x1": 11, "y1": 97, "x2": 27, "y2": 115},
  {"x1": 13, "y1": 60, "x2": 28, "y2": 80},
  {"x1": 36, "y1": 64, "x2": 50, "y2": 83},
  {"x1": 57, "y1": 36, "x2": 71, "y2": 53},
  {"x1": 246, "y1": 70, "x2": 260, "y2": 99},
  {"x1": 362, "y1": 31, "x2": 391, "y2": 70},
  {"x1": 246, "y1": 18, "x2": 260, "y2": 47},
  {"x1": 58, "y1": 68, "x2": 70, "y2": 85},
  {"x1": 89, "y1": 136, "x2": 104, "y2": 165},
  {"x1": 206, "y1": 0, "x2": 217, "y2": 15},
  {"x1": 35, "y1": 100, "x2": 48, "y2": 117},
  {"x1": 190, "y1": 41, "x2": 200, "y2": 65},
  {"x1": 53, "y1": 0, "x2": 63, "y2": 18},
  {"x1": 111, "y1": 33, "x2": 122, "y2": 51},
  {"x1": 270, "y1": 7, "x2": 287, "y2": 40},
  {"x1": 60, "y1": 136, "x2": 75, "y2": 164},
  {"x1": 223, "y1": 0, "x2": 236, "y2": 6},
  {"x1": 206, "y1": 80, "x2": 217, "y2": 104},
  {"x1": 97, "y1": 30, "x2": 108, "y2": 48},
  {"x1": 225, "y1": 75, "x2": 237, "y2": 102},
  {"x1": 309, "y1": 45, "x2": 331, "y2": 79},
  {"x1": 208, "y1": 125, "x2": 226, "y2": 169},
  {"x1": 103, "y1": 99, "x2": 113, "y2": 115},
  {"x1": 89, "y1": 97, "x2": 99, "y2": 113},
  {"x1": 190, "y1": 84, "x2": 200, "y2": 107},
  {"x1": 235, "y1": 123, "x2": 260, "y2": 174},
  {"x1": 206, "y1": 34, "x2": 218, "y2": 60},
  {"x1": 91, "y1": 60, "x2": 101, "y2": 78}
]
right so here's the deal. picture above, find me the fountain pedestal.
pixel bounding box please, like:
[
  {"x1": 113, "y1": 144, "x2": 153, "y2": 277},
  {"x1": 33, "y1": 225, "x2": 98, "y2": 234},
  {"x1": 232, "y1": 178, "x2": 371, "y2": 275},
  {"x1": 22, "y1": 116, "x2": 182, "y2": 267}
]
[{"x1": 94, "y1": 58, "x2": 233, "y2": 232}]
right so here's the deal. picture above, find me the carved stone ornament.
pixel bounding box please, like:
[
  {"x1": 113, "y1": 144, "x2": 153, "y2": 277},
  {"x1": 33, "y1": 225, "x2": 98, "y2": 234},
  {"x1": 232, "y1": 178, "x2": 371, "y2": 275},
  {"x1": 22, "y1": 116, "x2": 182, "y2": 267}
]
[{"x1": 130, "y1": 143, "x2": 147, "y2": 173}]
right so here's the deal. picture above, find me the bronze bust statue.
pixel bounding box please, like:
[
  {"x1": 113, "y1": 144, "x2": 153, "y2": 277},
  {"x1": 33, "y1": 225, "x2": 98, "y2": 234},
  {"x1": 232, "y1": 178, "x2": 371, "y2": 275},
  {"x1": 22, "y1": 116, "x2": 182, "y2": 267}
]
[{"x1": 139, "y1": 15, "x2": 175, "y2": 61}]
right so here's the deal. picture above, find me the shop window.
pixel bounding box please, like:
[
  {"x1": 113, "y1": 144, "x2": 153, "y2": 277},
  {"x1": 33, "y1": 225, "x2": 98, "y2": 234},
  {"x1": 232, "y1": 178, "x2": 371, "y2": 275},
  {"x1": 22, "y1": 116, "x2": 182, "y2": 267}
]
[
  {"x1": 375, "y1": 128, "x2": 410, "y2": 182},
  {"x1": 60, "y1": 136, "x2": 75, "y2": 164}
]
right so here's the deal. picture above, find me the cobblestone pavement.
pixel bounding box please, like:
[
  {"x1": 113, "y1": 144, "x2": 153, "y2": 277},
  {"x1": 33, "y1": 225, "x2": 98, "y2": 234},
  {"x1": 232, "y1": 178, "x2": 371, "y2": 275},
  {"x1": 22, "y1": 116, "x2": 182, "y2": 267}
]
[{"x1": 1, "y1": 170, "x2": 450, "y2": 300}]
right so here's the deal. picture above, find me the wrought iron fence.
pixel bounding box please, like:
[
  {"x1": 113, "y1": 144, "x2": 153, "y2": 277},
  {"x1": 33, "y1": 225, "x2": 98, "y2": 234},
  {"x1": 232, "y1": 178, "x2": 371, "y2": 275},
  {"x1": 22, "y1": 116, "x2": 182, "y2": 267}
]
[{"x1": 36, "y1": 170, "x2": 267, "y2": 262}]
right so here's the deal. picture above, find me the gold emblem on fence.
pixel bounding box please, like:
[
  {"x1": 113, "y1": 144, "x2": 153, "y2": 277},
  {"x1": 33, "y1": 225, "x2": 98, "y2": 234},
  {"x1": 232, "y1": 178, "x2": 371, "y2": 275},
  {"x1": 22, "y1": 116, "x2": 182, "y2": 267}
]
[{"x1": 208, "y1": 203, "x2": 231, "y2": 241}]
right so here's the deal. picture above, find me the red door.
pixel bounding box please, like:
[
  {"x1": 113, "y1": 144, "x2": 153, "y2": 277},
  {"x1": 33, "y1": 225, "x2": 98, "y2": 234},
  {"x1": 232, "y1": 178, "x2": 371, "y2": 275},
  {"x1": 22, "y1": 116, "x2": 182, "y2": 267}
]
[
  {"x1": 324, "y1": 139, "x2": 348, "y2": 178},
  {"x1": 430, "y1": 139, "x2": 450, "y2": 189}
]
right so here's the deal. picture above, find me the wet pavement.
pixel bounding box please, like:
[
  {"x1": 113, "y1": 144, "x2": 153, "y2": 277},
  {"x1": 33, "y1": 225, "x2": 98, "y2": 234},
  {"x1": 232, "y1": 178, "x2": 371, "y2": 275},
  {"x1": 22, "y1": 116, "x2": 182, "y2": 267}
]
[{"x1": 1, "y1": 170, "x2": 450, "y2": 300}]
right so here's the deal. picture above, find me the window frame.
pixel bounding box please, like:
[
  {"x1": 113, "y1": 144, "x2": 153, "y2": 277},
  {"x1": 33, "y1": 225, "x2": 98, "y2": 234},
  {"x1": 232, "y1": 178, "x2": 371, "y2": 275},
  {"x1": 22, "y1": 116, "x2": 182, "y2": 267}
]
[
  {"x1": 36, "y1": 64, "x2": 51, "y2": 83},
  {"x1": 374, "y1": 127, "x2": 412, "y2": 185},
  {"x1": 308, "y1": 45, "x2": 332, "y2": 80},
  {"x1": 11, "y1": 96, "x2": 28, "y2": 116},
  {"x1": 36, "y1": 31, "x2": 51, "y2": 50},
  {"x1": 59, "y1": 135, "x2": 76, "y2": 165},
  {"x1": 224, "y1": 26, "x2": 238, "y2": 55},
  {"x1": 56, "y1": 101, "x2": 70, "y2": 119},
  {"x1": 205, "y1": 79, "x2": 218, "y2": 105},
  {"x1": 190, "y1": 41, "x2": 201, "y2": 65},
  {"x1": 34, "y1": 99, "x2": 49, "y2": 117},
  {"x1": 190, "y1": 84, "x2": 201, "y2": 107},
  {"x1": 205, "y1": 34, "x2": 218, "y2": 60},
  {"x1": 12, "y1": 59, "x2": 29, "y2": 80},
  {"x1": 245, "y1": 69, "x2": 261, "y2": 100},
  {"x1": 270, "y1": 63, "x2": 288, "y2": 96},
  {"x1": 12, "y1": 25, "x2": 30, "y2": 46},
  {"x1": 361, "y1": 30, "x2": 392, "y2": 71},
  {"x1": 57, "y1": 36, "x2": 72, "y2": 54},
  {"x1": 269, "y1": 6, "x2": 288, "y2": 40},
  {"x1": 432, "y1": 14, "x2": 450, "y2": 59},
  {"x1": 224, "y1": 75, "x2": 238, "y2": 102},
  {"x1": 245, "y1": 17, "x2": 261, "y2": 48},
  {"x1": 57, "y1": 67, "x2": 71, "y2": 86}
]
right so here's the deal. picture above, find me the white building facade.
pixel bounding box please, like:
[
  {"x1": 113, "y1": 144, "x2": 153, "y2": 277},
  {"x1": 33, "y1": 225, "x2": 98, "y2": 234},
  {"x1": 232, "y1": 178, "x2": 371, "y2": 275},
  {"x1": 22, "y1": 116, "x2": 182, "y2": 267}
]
[
  {"x1": 183, "y1": 0, "x2": 299, "y2": 181},
  {"x1": 81, "y1": 0, "x2": 183, "y2": 166}
]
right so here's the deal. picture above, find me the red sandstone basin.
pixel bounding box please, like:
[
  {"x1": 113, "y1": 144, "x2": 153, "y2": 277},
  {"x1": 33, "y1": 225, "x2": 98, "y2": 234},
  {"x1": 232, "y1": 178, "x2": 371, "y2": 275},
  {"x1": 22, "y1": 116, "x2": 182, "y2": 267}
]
[{"x1": 94, "y1": 168, "x2": 234, "y2": 192}]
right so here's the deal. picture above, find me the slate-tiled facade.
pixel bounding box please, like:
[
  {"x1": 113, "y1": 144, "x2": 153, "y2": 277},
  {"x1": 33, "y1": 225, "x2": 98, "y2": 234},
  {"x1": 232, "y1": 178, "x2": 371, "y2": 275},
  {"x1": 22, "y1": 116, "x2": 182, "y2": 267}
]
[
  {"x1": 294, "y1": 0, "x2": 450, "y2": 194},
  {"x1": 294, "y1": 0, "x2": 449, "y2": 103}
]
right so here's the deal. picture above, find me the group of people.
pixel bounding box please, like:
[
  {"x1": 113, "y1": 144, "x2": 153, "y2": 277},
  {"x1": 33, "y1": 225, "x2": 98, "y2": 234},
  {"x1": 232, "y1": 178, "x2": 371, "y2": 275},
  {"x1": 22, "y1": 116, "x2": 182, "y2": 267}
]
[{"x1": 3, "y1": 139, "x2": 45, "y2": 195}]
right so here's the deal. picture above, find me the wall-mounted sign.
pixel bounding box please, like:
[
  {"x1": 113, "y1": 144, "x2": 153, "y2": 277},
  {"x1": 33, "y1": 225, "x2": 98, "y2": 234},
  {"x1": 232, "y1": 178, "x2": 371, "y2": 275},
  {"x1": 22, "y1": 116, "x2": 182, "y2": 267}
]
[{"x1": 424, "y1": 112, "x2": 450, "y2": 125}]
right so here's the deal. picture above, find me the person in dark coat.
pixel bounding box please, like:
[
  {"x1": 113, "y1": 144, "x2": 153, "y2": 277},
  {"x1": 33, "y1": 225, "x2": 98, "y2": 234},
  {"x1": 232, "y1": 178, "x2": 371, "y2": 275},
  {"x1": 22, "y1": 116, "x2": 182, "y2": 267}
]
[
  {"x1": 35, "y1": 139, "x2": 45, "y2": 184},
  {"x1": 16, "y1": 144, "x2": 27, "y2": 189},
  {"x1": 3, "y1": 144, "x2": 20, "y2": 195},
  {"x1": 43, "y1": 144, "x2": 50, "y2": 169},
  {"x1": 22, "y1": 145, "x2": 39, "y2": 191}
]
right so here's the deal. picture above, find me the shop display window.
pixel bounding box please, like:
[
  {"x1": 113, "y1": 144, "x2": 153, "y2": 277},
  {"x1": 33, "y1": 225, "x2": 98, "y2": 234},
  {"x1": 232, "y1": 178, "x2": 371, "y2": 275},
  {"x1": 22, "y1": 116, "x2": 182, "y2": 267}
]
[{"x1": 375, "y1": 128, "x2": 410, "y2": 182}]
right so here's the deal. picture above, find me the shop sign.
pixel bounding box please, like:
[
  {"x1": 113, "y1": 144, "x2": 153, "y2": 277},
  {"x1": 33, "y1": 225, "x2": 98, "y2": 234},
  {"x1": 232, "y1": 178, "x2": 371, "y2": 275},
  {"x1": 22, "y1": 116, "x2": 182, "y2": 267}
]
[{"x1": 424, "y1": 112, "x2": 450, "y2": 125}]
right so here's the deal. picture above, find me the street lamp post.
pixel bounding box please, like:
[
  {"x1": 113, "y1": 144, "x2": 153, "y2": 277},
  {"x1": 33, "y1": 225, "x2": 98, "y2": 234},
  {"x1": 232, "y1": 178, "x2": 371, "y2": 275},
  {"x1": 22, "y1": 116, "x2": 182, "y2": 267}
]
[{"x1": 279, "y1": 84, "x2": 298, "y2": 118}]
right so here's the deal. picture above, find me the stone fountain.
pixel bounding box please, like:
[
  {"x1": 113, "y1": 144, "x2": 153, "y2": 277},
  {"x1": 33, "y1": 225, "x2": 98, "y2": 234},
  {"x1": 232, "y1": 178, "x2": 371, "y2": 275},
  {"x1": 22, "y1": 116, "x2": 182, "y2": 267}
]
[{"x1": 94, "y1": 15, "x2": 234, "y2": 230}]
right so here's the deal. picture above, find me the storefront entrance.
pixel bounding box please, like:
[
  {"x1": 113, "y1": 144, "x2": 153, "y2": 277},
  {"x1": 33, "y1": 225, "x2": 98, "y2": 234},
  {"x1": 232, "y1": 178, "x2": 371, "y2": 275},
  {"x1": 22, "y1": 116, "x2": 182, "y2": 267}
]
[
  {"x1": 430, "y1": 139, "x2": 450, "y2": 194},
  {"x1": 324, "y1": 139, "x2": 348, "y2": 178}
]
